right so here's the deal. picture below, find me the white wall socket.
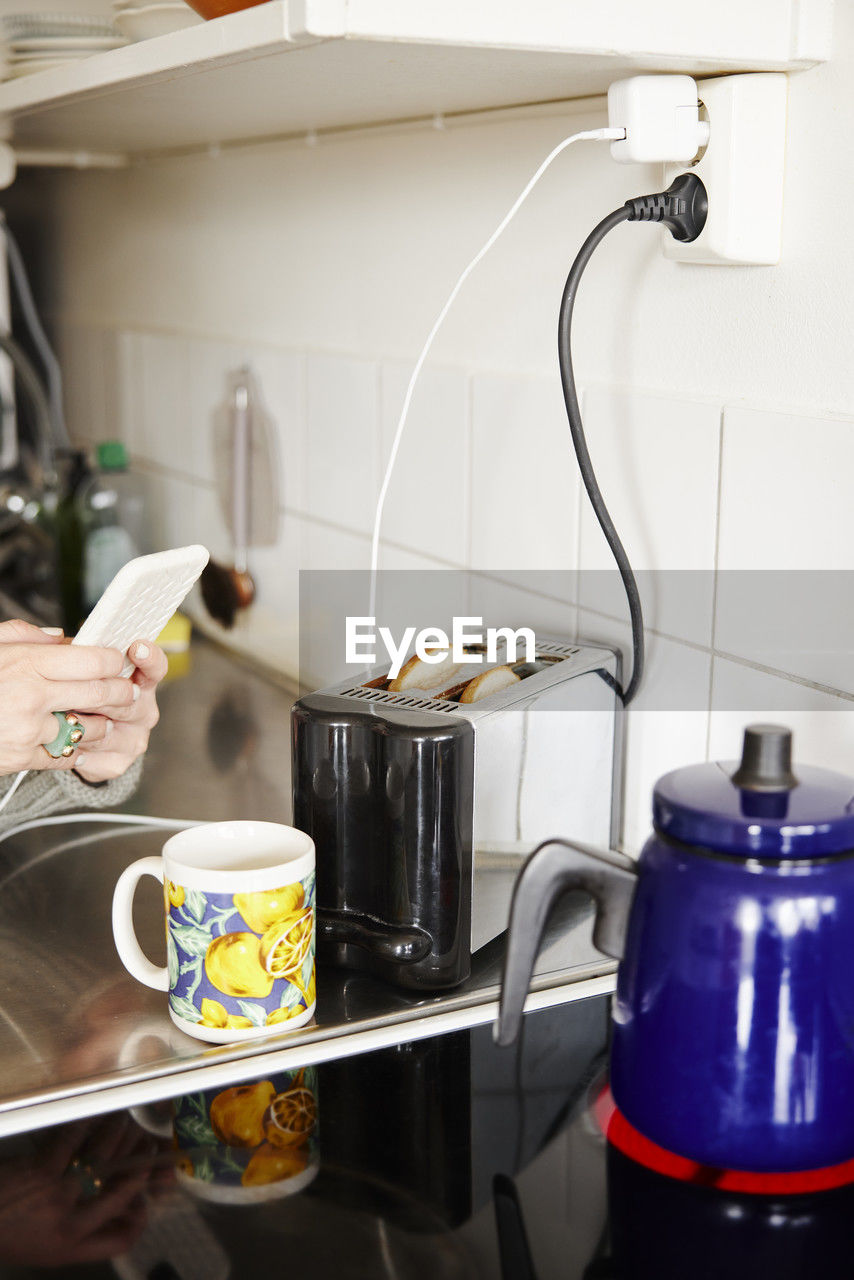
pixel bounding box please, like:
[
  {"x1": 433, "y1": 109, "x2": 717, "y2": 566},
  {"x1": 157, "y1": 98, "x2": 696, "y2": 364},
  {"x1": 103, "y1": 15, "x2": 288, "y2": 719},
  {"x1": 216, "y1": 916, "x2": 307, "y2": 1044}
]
[{"x1": 663, "y1": 72, "x2": 788, "y2": 265}]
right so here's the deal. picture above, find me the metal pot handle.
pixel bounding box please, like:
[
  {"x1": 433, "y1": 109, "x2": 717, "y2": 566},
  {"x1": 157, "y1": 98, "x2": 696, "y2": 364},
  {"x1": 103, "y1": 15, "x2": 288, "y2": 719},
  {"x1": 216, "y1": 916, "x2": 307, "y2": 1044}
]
[{"x1": 495, "y1": 838, "x2": 637, "y2": 1047}]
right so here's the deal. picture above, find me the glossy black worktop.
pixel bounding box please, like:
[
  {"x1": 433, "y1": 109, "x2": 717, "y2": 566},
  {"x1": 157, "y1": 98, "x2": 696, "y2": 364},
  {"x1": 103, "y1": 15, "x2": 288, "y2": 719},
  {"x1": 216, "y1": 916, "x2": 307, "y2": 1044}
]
[{"x1": 0, "y1": 994, "x2": 849, "y2": 1278}]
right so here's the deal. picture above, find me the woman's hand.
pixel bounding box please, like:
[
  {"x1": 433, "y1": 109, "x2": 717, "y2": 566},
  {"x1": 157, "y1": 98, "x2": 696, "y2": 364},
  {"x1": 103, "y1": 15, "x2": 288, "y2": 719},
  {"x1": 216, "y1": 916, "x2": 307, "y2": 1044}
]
[
  {"x1": 0, "y1": 621, "x2": 168, "y2": 781},
  {"x1": 0, "y1": 620, "x2": 134, "y2": 776},
  {"x1": 73, "y1": 639, "x2": 168, "y2": 784},
  {"x1": 0, "y1": 1114, "x2": 161, "y2": 1267}
]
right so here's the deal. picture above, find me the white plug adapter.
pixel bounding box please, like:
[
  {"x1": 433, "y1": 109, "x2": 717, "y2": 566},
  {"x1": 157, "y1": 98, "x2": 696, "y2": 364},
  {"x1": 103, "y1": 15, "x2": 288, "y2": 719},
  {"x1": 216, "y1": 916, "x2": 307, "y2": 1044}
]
[
  {"x1": 608, "y1": 75, "x2": 709, "y2": 165},
  {"x1": 663, "y1": 73, "x2": 788, "y2": 265}
]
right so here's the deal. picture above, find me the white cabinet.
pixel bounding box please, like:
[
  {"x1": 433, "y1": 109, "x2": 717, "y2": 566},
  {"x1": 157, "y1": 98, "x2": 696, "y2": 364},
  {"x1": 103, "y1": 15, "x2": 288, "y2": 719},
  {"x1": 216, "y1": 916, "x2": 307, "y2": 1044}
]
[{"x1": 0, "y1": 0, "x2": 833, "y2": 158}]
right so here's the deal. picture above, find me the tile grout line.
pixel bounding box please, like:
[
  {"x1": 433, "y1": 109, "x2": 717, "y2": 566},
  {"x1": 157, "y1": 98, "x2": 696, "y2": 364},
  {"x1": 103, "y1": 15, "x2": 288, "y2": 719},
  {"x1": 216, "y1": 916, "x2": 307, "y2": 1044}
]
[
  {"x1": 572, "y1": 384, "x2": 584, "y2": 639},
  {"x1": 706, "y1": 404, "x2": 726, "y2": 759},
  {"x1": 59, "y1": 320, "x2": 854, "y2": 426},
  {"x1": 303, "y1": 352, "x2": 315, "y2": 527},
  {"x1": 710, "y1": 649, "x2": 854, "y2": 705},
  {"x1": 464, "y1": 371, "x2": 474, "y2": 575},
  {"x1": 374, "y1": 360, "x2": 383, "y2": 509},
  {"x1": 299, "y1": 350, "x2": 308, "y2": 518}
]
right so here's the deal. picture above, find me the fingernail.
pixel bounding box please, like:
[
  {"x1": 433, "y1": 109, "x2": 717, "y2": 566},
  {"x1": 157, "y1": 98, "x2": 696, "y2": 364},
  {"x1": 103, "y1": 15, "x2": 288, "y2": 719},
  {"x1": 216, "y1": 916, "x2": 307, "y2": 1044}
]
[
  {"x1": 41, "y1": 626, "x2": 63, "y2": 636},
  {"x1": 132, "y1": 683, "x2": 141, "y2": 701},
  {"x1": 133, "y1": 643, "x2": 150, "y2": 660}
]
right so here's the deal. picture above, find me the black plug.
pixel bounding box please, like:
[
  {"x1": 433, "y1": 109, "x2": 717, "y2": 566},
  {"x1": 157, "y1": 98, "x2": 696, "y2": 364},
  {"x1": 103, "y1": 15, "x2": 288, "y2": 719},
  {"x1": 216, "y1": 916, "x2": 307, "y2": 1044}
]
[{"x1": 624, "y1": 173, "x2": 708, "y2": 242}]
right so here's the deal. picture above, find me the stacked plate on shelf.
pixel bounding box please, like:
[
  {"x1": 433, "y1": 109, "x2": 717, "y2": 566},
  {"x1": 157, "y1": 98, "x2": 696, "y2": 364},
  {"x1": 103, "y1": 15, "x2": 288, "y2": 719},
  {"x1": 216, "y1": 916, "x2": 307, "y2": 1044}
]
[
  {"x1": 112, "y1": 2, "x2": 202, "y2": 41},
  {"x1": 0, "y1": 13, "x2": 128, "y2": 79}
]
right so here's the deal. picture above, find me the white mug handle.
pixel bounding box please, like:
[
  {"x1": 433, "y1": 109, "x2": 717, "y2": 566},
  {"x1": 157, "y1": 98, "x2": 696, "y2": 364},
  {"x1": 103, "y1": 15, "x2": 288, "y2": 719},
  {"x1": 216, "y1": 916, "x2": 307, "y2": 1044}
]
[
  {"x1": 119, "y1": 1019, "x2": 175, "y2": 1138},
  {"x1": 128, "y1": 1104, "x2": 172, "y2": 1139},
  {"x1": 112, "y1": 856, "x2": 169, "y2": 992}
]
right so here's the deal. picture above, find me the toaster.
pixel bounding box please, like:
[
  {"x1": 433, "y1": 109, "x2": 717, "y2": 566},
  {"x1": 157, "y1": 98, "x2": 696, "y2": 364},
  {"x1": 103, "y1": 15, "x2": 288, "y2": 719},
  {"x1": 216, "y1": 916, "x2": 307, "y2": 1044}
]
[{"x1": 291, "y1": 635, "x2": 622, "y2": 990}]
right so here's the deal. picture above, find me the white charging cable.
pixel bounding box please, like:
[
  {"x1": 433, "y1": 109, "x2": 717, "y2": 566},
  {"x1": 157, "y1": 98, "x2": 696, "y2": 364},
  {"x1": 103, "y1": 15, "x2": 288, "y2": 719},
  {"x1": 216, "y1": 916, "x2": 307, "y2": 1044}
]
[
  {"x1": 0, "y1": 811, "x2": 201, "y2": 852},
  {"x1": 367, "y1": 124, "x2": 624, "y2": 616},
  {"x1": 0, "y1": 770, "x2": 27, "y2": 815},
  {"x1": 0, "y1": 809, "x2": 202, "y2": 898}
]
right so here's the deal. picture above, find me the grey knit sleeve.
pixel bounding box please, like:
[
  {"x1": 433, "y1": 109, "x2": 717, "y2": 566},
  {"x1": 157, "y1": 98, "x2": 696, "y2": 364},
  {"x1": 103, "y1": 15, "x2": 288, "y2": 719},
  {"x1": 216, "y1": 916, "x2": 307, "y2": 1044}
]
[{"x1": 0, "y1": 760, "x2": 143, "y2": 829}]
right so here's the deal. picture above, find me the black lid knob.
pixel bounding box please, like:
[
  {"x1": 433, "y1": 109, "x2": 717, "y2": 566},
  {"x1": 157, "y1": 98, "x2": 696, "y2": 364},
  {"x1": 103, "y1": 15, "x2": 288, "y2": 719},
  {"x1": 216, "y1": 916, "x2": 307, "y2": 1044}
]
[{"x1": 731, "y1": 724, "x2": 798, "y2": 793}]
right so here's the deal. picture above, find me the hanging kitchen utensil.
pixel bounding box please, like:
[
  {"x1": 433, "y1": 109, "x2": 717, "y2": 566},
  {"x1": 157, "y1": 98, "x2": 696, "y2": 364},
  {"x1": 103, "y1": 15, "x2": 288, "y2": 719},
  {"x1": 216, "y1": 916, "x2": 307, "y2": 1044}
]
[{"x1": 201, "y1": 373, "x2": 256, "y2": 628}]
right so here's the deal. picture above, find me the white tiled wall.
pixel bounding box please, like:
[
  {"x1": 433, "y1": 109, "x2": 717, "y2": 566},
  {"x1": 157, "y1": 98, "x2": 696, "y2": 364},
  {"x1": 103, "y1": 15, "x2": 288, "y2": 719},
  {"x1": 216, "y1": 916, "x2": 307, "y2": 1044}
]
[
  {"x1": 577, "y1": 387, "x2": 720, "y2": 648},
  {"x1": 470, "y1": 372, "x2": 580, "y2": 572},
  {"x1": 714, "y1": 406, "x2": 854, "y2": 696},
  {"x1": 306, "y1": 353, "x2": 379, "y2": 536},
  {"x1": 381, "y1": 362, "x2": 469, "y2": 566},
  {"x1": 717, "y1": 407, "x2": 854, "y2": 573},
  {"x1": 60, "y1": 320, "x2": 854, "y2": 854},
  {"x1": 708, "y1": 659, "x2": 854, "y2": 785}
]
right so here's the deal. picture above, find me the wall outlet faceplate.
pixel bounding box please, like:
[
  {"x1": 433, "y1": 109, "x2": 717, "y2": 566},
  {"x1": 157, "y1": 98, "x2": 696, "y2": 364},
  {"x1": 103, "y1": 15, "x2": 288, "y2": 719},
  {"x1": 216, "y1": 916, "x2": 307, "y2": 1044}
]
[{"x1": 663, "y1": 72, "x2": 788, "y2": 266}]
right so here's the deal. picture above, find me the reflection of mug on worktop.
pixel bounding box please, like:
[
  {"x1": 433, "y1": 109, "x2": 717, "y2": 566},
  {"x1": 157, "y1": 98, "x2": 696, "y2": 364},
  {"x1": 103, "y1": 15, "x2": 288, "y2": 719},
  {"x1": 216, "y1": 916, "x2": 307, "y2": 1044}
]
[
  {"x1": 132, "y1": 1068, "x2": 320, "y2": 1204},
  {"x1": 112, "y1": 821, "x2": 316, "y2": 1043}
]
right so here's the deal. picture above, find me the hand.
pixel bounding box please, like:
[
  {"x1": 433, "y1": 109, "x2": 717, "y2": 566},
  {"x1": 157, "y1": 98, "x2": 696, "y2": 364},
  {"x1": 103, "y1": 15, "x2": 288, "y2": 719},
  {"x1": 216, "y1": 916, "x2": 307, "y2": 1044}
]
[
  {"x1": 0, "y1": 620, "x2": 134, "y2": 775},
  {"x1": 74, "y1": 639, "x2": 168, "y2": 783}
]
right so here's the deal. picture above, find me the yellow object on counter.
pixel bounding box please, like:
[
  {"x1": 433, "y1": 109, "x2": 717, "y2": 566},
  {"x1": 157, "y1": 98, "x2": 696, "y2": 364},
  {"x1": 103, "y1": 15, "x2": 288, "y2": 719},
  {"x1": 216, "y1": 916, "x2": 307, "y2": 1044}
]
[
  {"x1": 156, "y1": 611, "x2": 193, "y2": 682},
  {"x1": 162, "y1": 650, "x2": 192, "y2": 683},
  {"x1": 156, "y1": 611, "x2": 193, "y2": 653}
]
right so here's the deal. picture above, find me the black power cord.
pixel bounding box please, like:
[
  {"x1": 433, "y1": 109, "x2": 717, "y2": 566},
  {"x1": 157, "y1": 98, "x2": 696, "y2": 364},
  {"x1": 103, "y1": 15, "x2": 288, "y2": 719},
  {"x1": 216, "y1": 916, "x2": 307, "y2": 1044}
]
[{"x1": 559, "y1": 173, "x2": 708, "y2": 704}]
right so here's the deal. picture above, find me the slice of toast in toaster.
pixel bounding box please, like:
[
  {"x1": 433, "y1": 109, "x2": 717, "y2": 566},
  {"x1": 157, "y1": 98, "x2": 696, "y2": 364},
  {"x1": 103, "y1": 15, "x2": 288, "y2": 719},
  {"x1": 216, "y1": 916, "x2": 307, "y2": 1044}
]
[
  {"x1": 458, "y1": 665, "x2": 520, "y2": 703},
  {"x1": 389, "y1": 650, "x2": 462, "y2": 692}
]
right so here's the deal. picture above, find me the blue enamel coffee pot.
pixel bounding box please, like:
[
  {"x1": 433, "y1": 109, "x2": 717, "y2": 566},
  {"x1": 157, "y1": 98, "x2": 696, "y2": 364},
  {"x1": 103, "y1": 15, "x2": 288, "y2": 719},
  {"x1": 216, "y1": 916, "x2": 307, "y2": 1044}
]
[{"x1": 497, "y1": 725, "x2": 854, "y2": 1173}]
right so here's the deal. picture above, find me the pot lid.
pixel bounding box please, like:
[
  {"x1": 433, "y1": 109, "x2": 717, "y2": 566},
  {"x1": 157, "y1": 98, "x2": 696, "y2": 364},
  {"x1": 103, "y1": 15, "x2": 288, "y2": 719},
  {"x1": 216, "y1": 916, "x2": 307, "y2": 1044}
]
[{"x1": 653, "y1": 724, "x2": 854, "y2": 858}]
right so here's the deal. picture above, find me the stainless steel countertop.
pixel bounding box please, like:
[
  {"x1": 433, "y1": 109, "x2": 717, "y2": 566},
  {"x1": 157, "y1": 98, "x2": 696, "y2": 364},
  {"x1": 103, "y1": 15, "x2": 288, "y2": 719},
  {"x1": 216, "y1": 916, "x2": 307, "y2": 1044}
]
[{"x1": 0, "y1": 637, "x2": 615, "y2": 1135}]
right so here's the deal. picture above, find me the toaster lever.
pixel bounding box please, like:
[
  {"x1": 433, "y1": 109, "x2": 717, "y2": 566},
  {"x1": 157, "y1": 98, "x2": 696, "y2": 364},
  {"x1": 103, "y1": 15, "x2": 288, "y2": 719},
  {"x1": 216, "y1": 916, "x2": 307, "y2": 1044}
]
[{"x1": 317, "y1": 909, "x2": 433, "y2": 965}]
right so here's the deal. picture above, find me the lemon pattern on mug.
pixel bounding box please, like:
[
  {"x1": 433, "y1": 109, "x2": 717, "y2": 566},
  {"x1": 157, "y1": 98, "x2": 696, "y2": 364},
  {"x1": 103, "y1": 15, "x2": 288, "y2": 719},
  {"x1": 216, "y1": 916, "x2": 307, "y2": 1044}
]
[{"x1": 166, "y1": 872, "x2": 316, "y2": 1031}]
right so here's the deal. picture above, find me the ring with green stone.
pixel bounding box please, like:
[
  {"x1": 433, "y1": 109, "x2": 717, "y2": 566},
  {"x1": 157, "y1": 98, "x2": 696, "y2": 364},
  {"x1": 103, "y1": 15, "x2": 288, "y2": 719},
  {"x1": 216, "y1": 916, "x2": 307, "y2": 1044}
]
[
  {"x1": 66, "y1": 1156, "x2": 103, "y2": 1199},
  {"x1": 43, "y1": 711, "x2": 85, "y2": 760}
]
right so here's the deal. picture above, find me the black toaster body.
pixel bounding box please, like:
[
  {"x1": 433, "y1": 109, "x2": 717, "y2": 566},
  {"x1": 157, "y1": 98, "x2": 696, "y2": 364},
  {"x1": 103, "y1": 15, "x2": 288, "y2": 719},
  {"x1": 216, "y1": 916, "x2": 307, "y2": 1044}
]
[{"x1": 292, "y1": 692, "x2": 475, "y2": 989}]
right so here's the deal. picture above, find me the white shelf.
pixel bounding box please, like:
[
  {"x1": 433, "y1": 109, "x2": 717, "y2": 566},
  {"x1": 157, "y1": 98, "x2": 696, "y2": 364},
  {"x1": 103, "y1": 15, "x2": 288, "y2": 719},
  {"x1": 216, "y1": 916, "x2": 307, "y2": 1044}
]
[{"x1": 0, "y1": 0, "x2": 833, "y2": 158}]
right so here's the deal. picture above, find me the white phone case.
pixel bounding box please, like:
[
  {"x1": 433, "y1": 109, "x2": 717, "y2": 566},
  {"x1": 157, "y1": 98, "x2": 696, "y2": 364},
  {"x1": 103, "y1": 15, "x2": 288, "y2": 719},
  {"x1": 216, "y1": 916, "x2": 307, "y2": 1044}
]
[{"x1": 73, "y1": 545, "x2": 209, "y2": 674}]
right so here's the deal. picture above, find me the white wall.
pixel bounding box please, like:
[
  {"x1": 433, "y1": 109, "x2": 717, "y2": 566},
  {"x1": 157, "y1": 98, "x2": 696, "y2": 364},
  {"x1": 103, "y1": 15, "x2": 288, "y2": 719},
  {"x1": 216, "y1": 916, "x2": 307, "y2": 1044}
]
[{"x1": 25, "y1": 2, "x2": 854, "y2": 852}]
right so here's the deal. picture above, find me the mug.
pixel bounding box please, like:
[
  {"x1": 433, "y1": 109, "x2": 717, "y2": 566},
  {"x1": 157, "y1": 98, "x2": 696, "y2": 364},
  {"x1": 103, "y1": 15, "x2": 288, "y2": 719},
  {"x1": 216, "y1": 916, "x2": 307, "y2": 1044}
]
[{"x1": 112, "y1": 821, "x2": 316, "y2": 1043}]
